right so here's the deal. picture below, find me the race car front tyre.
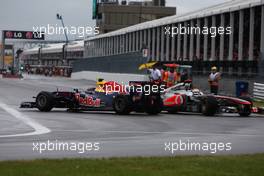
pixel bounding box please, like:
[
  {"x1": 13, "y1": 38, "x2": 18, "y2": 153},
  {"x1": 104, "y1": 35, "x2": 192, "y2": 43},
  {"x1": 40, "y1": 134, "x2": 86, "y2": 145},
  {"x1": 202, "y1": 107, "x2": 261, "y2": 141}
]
[
  {"x1": 237, "y1": 96, "x2": 252, "y2": 117},
  {"x1": 238, "y1": 104, "x2": 252, "y2": 117},
  {"x1": 113, "y1": 95, "x2": 132, "y2": 115},
  {"x1": 36, "y1": 91, "x2": 54, "y2": 112},
  {"x1": 201, "y1": 96, "x2": 218, "y2": 116}
]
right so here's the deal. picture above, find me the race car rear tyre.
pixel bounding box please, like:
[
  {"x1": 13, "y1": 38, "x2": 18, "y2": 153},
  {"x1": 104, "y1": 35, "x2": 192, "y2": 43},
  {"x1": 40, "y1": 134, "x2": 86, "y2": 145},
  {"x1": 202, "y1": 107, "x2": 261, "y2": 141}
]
[
  {"x1": 145, "y1": 97, "x2": 163, "y2": 115},
  {"x1": 201, "y1": 96, "x2": 218, "y2": 116},
  {"x1": 36, "y1": 91, "x2": 54, "y2": 112},
  {"x1": 113, "y1": 95, "x2": 132, "y2": 115}
]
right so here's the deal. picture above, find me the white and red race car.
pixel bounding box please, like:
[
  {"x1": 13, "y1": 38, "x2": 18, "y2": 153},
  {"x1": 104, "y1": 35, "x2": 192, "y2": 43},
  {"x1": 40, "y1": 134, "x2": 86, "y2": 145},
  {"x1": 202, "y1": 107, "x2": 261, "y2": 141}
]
[{"x1": 162, "y1": 81, "x2": 252, "y2": 117}]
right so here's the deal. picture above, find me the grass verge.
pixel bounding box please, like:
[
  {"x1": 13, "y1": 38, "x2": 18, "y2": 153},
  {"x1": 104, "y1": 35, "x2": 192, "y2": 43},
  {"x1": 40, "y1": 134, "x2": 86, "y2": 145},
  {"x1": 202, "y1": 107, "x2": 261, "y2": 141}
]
[
  {"x1": 0, "y1": 154, "x2": 264, "y2": 176},
  {"x1": 254, "y1": 100, "x2": 264, "y2": 107}
]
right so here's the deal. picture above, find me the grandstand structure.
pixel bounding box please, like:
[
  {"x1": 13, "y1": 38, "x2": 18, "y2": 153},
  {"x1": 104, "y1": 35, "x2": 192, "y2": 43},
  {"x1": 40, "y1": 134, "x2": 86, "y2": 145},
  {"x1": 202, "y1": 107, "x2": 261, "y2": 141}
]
[
  {"x1": 21, "y1": 40, "x2": 83, "y2": 66},
  {"x1": 8, "y1": 40, "x2": 67, "y2": 50},
  {"x1": 85, "y1": 0, "x2": 264, "y2": 75}
]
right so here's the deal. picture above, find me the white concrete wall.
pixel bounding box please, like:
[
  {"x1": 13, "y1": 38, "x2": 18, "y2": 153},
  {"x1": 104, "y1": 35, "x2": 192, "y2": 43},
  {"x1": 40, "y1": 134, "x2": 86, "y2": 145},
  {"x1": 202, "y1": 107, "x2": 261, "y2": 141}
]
[
  {"x1": 71, "y1": 71, "x2": 256, "y2": 96},
  {"x1": 71, "y1": 71, "x2": 149, "y2": 85}
]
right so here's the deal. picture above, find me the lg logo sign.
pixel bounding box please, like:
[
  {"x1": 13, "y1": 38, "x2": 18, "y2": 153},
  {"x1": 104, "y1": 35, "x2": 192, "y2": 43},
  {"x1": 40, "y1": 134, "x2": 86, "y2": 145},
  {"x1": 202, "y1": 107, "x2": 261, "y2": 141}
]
[
  {"x1": 5, "y1": 31, "x2": 22, "y2": 39},
  {"x1": 5, "y1": 31, "x2": 14, "y2": 38},
  {"x1": 3, "y1": 30, "x2": 45, "y2": 40},
  {"x1": 26, "y1": 32, "x2": 33, "y2": 39},
  {"x1": 14, "y1": 32, "x2": 23, "y2": 38}
]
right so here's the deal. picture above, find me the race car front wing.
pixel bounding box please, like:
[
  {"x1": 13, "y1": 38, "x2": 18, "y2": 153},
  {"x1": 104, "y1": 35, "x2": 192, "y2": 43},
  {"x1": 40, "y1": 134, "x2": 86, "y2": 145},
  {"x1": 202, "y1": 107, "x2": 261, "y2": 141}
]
[{"x1": 20, "y1": 102, "x2": 37, "y2": 109}]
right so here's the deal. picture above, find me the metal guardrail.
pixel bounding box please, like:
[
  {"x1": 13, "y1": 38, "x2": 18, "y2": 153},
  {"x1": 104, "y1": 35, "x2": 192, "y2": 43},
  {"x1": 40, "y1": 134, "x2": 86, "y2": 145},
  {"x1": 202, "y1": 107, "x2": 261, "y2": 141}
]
[{"x1": 253, "y1": 83, "x2": 264, "y2": 100}]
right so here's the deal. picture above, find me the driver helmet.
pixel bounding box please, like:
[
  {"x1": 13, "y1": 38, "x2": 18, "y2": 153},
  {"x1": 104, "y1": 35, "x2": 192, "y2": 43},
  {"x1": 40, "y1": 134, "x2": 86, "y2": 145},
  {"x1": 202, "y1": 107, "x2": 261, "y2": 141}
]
[
  {"x1": 185, "y1": 83, "x2": 191, "y2": 90},
  {"x1": 211, "y1": 66, "x2": 217, "y2": 71},
  {"x1": 96, "y1": 78, "x2": 106, "y2": 86},
  {"x1": 192, "y1": 88, "x2": 201, "y2": 95}
]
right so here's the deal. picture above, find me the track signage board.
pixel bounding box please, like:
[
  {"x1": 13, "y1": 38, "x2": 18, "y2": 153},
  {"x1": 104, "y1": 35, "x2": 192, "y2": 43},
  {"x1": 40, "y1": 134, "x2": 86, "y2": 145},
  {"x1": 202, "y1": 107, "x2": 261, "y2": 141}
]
[{"x1": 3, "y1": 30, "x2": 44, "y2": 40}]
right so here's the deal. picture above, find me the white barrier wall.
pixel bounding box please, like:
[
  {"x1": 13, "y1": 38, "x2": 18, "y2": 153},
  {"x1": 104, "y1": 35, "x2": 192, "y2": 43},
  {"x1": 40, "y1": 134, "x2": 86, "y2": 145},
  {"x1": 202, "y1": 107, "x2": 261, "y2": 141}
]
[
  {"x1": 72, "y1": 71, "x2": 258, "y2": 96},
  {"x1": 71, "y1": 71, "x2": 149, "y2": 85},
  {"x1": 253, "y1": 83, "x2": 264, "y2": 100}
]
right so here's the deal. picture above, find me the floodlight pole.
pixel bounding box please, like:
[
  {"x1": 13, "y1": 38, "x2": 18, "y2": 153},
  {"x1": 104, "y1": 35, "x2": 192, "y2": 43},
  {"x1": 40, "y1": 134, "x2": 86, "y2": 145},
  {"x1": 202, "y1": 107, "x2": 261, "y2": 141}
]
[
  {"x1": 56, "y1": 14, "x2": 69, "y2": 44},
  {"x1": 57, "y1": 14, "x2": 69, "y2": 65},
  {"x1": 1, "y1": 31, "x2": 5, "y2": 70}
]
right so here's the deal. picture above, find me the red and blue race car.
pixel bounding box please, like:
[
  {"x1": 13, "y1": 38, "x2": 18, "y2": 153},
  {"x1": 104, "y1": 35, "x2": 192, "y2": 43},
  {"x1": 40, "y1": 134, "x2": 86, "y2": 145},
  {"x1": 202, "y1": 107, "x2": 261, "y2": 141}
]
[{"x1": 20, "y1": 80, "x2": 163, "y2": 115}]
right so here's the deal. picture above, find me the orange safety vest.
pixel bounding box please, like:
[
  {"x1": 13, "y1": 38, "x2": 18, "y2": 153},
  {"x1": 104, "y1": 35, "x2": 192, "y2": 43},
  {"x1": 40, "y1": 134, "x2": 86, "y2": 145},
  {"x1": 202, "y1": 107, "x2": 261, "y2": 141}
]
[
  {"x1": 163, "y1": 71, "x2": 168, "y2": 82},
  {"x1": 166, "y1": 72, "x2": 177, "y2": 87}
]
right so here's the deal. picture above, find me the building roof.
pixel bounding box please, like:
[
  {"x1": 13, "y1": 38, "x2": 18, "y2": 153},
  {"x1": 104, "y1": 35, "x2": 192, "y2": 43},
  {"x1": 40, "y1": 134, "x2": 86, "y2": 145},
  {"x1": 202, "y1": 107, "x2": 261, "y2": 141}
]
[
  {"x1": 22, "y1": 40, "x2": 84, "y2": 55},
  {"x1": 87, "y1": 0, "x2": 263, "y2": 41}
]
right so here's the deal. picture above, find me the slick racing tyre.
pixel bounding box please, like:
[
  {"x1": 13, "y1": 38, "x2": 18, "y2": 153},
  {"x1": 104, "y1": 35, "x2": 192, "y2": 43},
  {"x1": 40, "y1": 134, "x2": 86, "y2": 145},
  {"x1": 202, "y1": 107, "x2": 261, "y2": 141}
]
[
  {"x1": 201, "y1": 96, "x2": 218, "y2": 116},
  {"x1": 113, "y1": 95, "x2": 132, "y2": 115},
  {"x1": 238, "y1": 104, "x2": 252, "y2": 117},
  {"x1": 36, "y1": 91, "x2": 54, "y2": 112},
  {"x1": 145, "y1": 96, "x2": 163, "y2": 115},
  {"x1": 238, "y1": 96, "x2": 252, "y2": 117}
]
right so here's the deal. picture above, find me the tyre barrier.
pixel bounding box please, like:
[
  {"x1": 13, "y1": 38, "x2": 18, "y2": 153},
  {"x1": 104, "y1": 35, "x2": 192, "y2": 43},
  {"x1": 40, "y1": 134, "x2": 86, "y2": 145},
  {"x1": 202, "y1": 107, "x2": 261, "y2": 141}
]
[{"x1": 1, "y1": 73, "x2": 22, "y2": 79}]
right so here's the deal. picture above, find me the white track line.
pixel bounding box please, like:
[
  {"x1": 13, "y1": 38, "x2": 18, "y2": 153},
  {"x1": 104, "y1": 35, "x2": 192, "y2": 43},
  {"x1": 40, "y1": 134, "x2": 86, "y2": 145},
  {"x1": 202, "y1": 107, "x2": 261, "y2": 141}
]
[
  {"x1": 53, "y1": 129, "x2": 264, "y2": 137},
  {"x1": 0, "y1": 101, "x2": 51, "y2": 138}
]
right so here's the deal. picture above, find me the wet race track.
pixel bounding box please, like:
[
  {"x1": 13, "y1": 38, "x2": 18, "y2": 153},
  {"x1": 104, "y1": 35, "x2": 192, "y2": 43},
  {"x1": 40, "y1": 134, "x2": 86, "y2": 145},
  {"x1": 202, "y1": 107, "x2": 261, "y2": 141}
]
[{"x1": 0, "y1": 75, "x2": 264, "y2": 160}]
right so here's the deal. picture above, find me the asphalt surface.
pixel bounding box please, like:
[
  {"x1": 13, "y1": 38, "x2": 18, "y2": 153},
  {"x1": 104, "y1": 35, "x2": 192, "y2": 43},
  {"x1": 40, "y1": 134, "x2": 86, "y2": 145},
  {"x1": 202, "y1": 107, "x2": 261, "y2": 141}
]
[{"x1": 0, "y1": 74, "x2": 264, "y2": 161}]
